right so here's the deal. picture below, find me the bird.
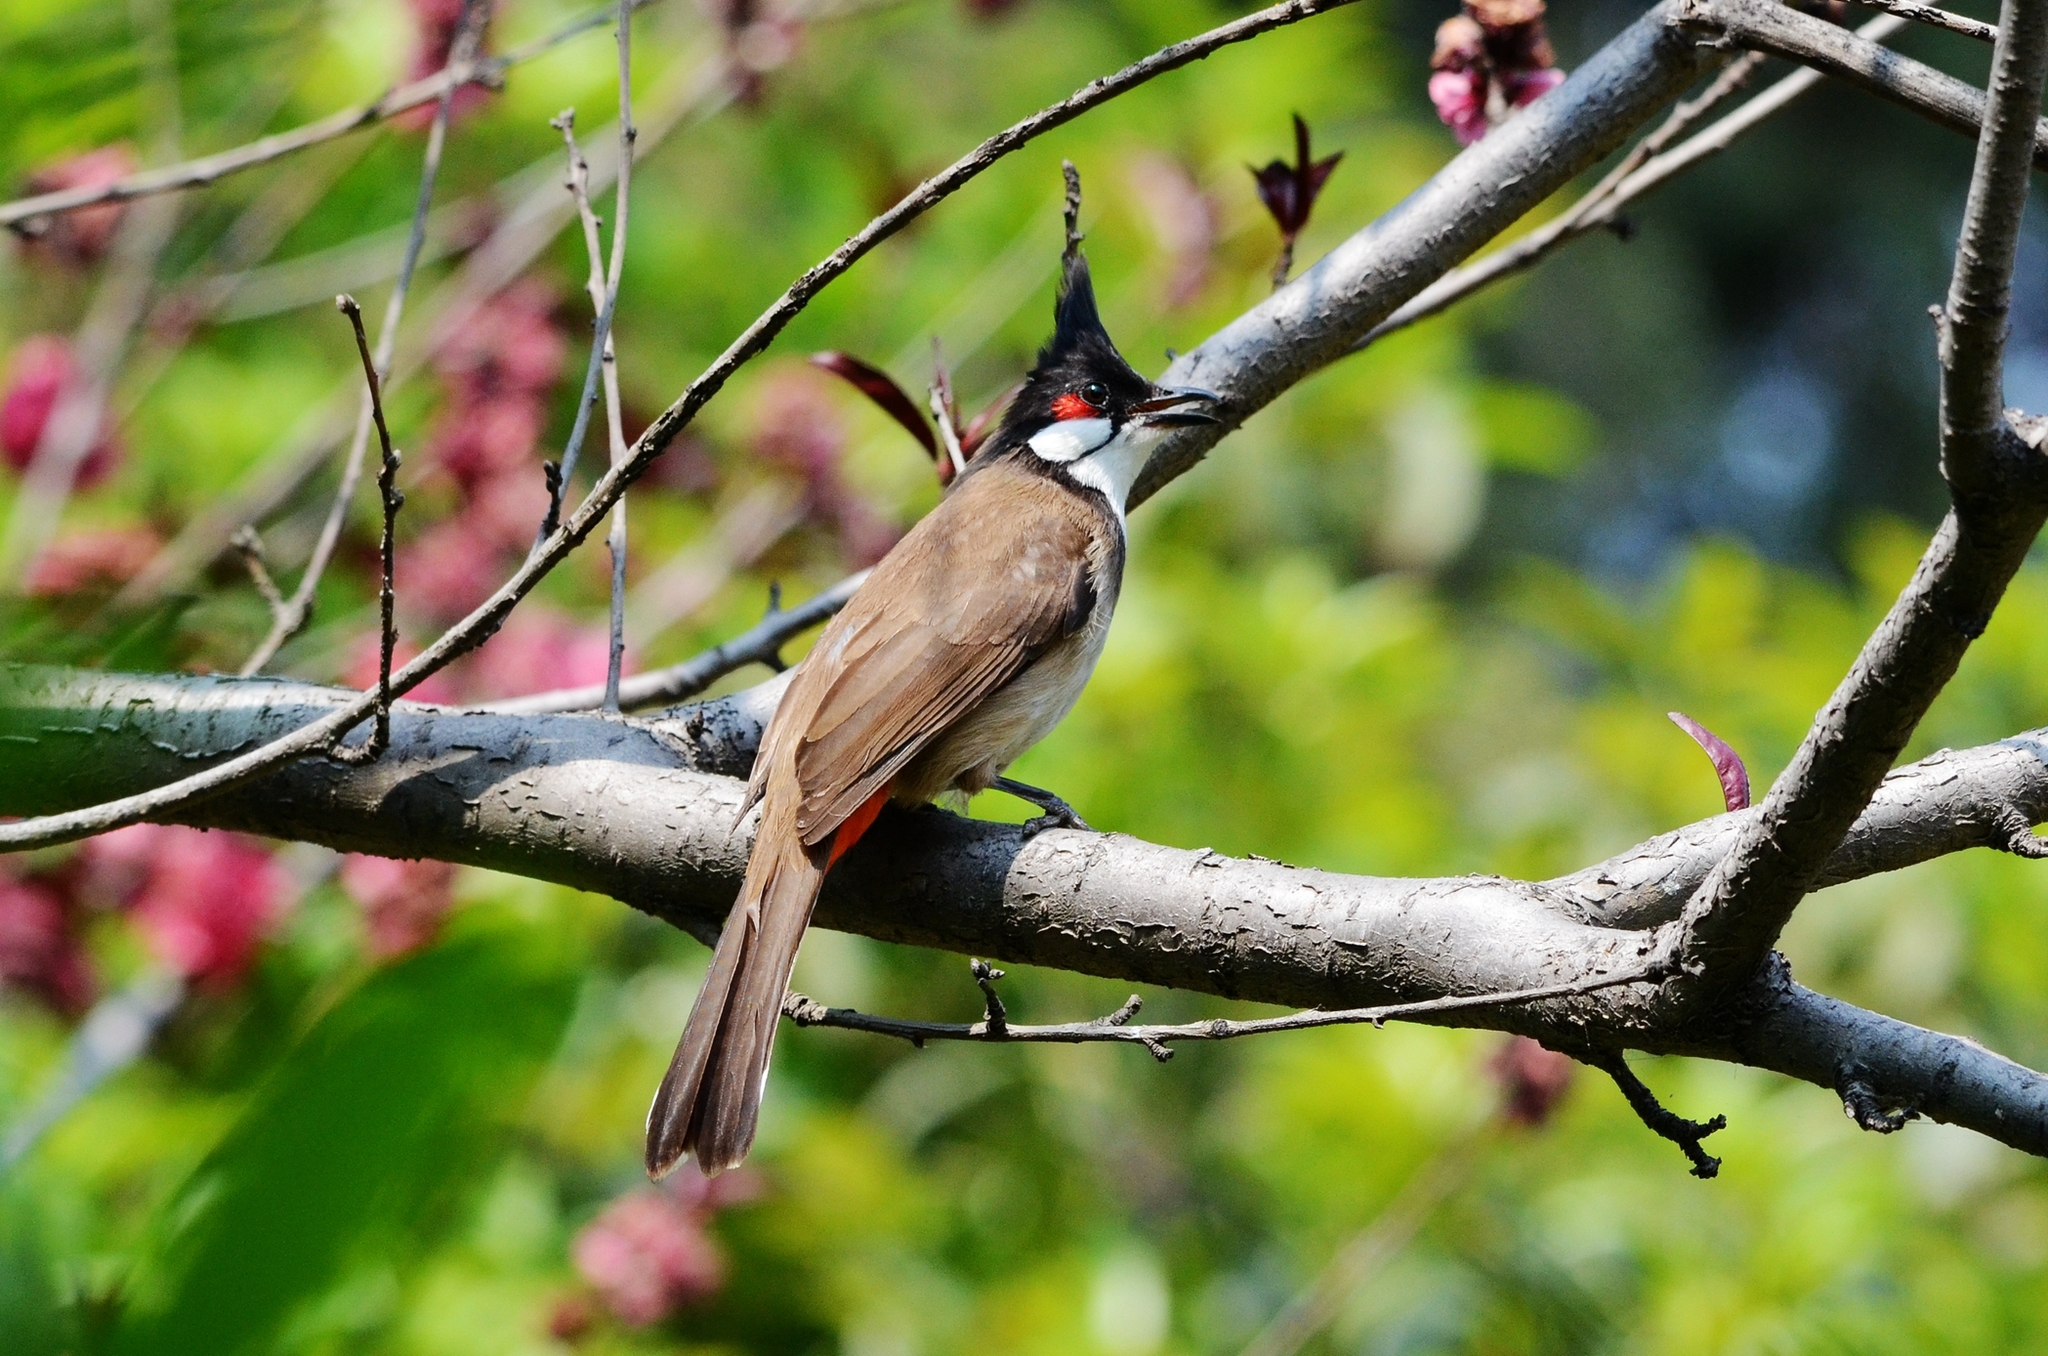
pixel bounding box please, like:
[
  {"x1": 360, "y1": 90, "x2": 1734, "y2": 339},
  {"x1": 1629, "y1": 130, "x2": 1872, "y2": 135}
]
[{"x1": 645, "y1": 238, "x2": 1221, "y2": 1178}]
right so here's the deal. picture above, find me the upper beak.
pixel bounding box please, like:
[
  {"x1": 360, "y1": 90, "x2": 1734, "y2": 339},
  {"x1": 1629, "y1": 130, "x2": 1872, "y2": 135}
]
[{"x1": 1131, "y1": 385, "x2": 1223, "y2": 426}]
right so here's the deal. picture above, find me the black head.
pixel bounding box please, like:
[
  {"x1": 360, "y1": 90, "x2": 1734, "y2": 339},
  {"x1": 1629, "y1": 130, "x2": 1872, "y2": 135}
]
[{"x1": 980, "y1": 253, "x2": 1220, "y2": 459}]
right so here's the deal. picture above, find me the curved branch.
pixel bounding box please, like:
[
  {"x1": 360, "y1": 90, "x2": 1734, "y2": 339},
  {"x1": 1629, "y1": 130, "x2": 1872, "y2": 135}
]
[{"x1": 4, "y1": 664, "x2": 2047, "y2": 1158}]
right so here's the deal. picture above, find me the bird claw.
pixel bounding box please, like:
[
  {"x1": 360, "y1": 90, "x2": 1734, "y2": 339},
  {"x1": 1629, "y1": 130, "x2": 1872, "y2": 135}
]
[{"x1": 1021, "y1": 802, "x2": 1091, "y2": 838}]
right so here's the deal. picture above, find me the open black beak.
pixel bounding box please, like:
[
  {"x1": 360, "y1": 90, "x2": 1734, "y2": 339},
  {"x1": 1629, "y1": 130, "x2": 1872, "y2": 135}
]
[{"x1": 1131, "y1": 385, "x2": 1223, "y2": 427}]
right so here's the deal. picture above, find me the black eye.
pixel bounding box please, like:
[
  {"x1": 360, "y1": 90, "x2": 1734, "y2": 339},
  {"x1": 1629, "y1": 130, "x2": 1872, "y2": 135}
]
[{"x1": 1080, "y1": 381, "x2": 1108, "y2": 408}]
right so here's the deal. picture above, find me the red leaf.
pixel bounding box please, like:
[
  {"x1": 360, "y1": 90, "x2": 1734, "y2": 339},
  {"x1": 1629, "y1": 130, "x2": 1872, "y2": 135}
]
[
  {"x1": 1668, "y1": 712, "x2": 1751, "y2": 812},
  {"x1": 809, "y1": 352, "x2": 937, "y2": 460},
  {"x1": 1248, "y1": 113, "x2": 1342, "y2": 238}
]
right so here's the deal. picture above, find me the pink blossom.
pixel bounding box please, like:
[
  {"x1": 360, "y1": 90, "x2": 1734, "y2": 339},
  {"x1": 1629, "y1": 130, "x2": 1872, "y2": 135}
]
[
  {"x1": 461, "y1": 468, "x2": 552, "y2": 552},
  {"x1": 340, "y1": 854, "x2": 458, "y2": 958},
  {"x1": 86, "y1": 825, "x2": 288, "y2": 988},
  {"x1": 395, "y1": 520, "x2": 506, "y2": 625},
  {"x1": 19, "y1": 145, "x2": 137, "y2": 265},
  {"x1": 424, "y1": 395, "x2": 546, "y2": 489},
  {"x1": 463, "y1": 607, "x2": 620, "y2": 700},
  {"x1": 403, "y1": 0, "x2": 494, "y2": 123},
  {"x1": 1428, "y1": 69, "x2": 1490, "y2": 146},
  {"x1": 1505, "y1": 64, "x2": 1565, "y2": 107},
  {"x1": 24, "y1": 525, "x2": 161, "y2": 597},
  {"x1": 572, "y1": 1186, "x2": 727, "y2": 1327},
  {"x1": 751, "y1": 366, "x2": 899, "y2": 565},
  {"x1": 435, "y1": 281, "x2": 566, "y2": 407},
  {"x1": 1, "y1": 336, "x2": 122, "y2": 484},
  {"x1": 0, "y1": 873, "x2": 96, "y2": 1014}
]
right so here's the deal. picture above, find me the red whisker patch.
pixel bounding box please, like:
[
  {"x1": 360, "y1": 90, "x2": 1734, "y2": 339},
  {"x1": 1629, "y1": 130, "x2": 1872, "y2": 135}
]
[{"x1": 1050, "y1": 392, "x2": 1098, "y2": 421}]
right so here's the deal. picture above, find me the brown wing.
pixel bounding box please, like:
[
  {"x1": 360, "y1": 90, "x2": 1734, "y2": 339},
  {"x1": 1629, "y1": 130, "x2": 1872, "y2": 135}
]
[{"x1": 758, "y1": 462, "x2": 1102, "y2": 847}]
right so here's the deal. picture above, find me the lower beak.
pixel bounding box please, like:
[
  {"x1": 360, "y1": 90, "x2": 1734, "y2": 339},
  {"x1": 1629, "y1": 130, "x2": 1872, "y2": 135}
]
[{"x1": 1131, "y1": 385, "x2": 1223, "y2": 426}]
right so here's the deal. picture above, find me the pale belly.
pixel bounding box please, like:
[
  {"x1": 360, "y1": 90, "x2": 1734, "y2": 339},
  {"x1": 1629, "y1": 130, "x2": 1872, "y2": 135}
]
[{"x1": 892, "y1": 603, "x2": 1113, "y2": 804}]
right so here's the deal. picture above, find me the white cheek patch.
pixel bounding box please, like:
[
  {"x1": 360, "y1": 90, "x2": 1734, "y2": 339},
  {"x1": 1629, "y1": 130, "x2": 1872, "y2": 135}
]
[{"x1": 1027, "y1": 417, "x2": 1113, "y2": 463}]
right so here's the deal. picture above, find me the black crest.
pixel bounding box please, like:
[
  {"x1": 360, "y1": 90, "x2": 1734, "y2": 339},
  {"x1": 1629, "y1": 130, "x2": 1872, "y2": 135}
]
[{"x1": 971, "y1": 252, "x2": 1151, "y2": 468}]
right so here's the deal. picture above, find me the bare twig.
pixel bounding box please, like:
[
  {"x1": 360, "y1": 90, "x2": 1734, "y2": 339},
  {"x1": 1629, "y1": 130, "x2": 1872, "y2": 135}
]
[
  {"x1": 1366, "y1": 15, "x2": 1912, "y2": 348},
  {"x1": 1672, "y1": 0, "x2": 2048, "y2": 985},
  {"x1": 0, "y1": 0, "x2": 186, "y2": 587},
  {"x1": 1590, "y1": 1051, "x2": 1727, "y2": 1178},
  {"x1": 0, "y1": 0, "x2": 1374, "y2": 852},
  {"x1": 229, "y1": 527, "x2": 287, "y2": 617},
  {"x1": 239, "y1": 0, "x2": 487, "y2": 675},
  {"x1": 782, "y1": 961, "x2": 1668, "y2": 1058},
  {"x1": 326, "y1": 297, "x2": 405, "y2": 767},
  {"x1": 1847, "y1": 0, "x2": 1996, "y2": 44},
  {"x1": 479, "y1": 568, "x2": 867, "y2": 714},
  {"x1": 119, "y1": 43, "x2": 730, "y2": 612},
  {"x1": 1688, "y1": 0, "x2": 2048, "y2": 168},
  {"x1": 0, "y1": 0, "x2": 660, "y2": 233},
  {"x1": 540, "y1": 0, "x2": 638, "y2": 556}
]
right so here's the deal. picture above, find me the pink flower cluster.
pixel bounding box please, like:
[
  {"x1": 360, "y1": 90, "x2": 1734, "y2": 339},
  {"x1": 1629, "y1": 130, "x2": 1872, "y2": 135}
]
[
  {"x1": 403, "y1": 0, "x2": 494, "y2": 125},
  {"x1": 1428, "y1": 0, "x2": 1566, "y2": 146},
  {"x1": 338, "y1": 854, "x2": 458, "y2": 959},
  {"x1": 752, "y1": 366, "x2": 899, "y2": 566},
  {"x1": 0, "y1": 869, "x2": 95, "y2": 1015},
  {"x1": 83, "y1": 825, "x2": 290, "y2": 989},
  {"x1": 0, "y1": 825, "x2": 294, "y2": 1015},
  {"x1": 15, "y1": 145, "x2": 136, "y2": 267},
  {"x1": 569, "y1": 1164, "x2": 759, "y2": 1328},
  {"x1": 1, "y1": 335, "x2": 123, "y2": 486}
]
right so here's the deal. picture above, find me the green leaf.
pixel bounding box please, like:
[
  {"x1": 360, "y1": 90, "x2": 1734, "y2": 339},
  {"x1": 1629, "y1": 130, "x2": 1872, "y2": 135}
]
[
  {"x1": 1471, "y1": 381, "x2": 1599, "y2": 475},
  {"x1": 109, "y1": 927, "x2": 578, "y2": 1356}
]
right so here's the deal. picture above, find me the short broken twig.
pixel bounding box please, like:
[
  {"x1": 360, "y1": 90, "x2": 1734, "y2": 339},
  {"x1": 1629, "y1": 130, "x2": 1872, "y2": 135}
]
[
  {"x1": 229, "y1": 526, "x2": 287, "y2": 617},
  {"x1": 1590, "y1": 1050, "x2": 1726, "y2": 1178},
  {"x1": 1847, "y1": 0, "x2": 1996, "y2": 44},
  {"x1": 327, "y1": 296, "x2": 405, "y2": 767},
  {"x1": 784, "y1": 959, "x2": 1667, "y2": 1062}
]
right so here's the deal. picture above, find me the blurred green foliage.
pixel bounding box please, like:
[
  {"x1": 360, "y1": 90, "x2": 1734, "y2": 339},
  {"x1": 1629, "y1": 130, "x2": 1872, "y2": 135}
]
[{"x1": 4, "y1": 0, "x2": 2048, "y2": 1352}]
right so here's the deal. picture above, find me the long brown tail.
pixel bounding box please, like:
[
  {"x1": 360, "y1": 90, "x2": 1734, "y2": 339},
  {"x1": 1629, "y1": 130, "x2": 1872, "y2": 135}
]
[{"x1": 645, "y1": 803, "x2": 827, "y2": 1178}]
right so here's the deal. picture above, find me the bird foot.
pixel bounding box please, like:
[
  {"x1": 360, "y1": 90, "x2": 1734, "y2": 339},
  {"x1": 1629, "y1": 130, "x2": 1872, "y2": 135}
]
[{"x1": 995, "y1": 777, "x2": 1092, "y2": 838}]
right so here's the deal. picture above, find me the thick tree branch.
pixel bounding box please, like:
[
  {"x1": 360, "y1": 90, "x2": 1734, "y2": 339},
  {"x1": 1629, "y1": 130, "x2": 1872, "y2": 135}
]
[
  {"x1": 1669, "y1": 0, "x2": 2048, "y2": 987},
  {"x1": 4, "y1": 664, "x2": 2048, "y2": 1158}
]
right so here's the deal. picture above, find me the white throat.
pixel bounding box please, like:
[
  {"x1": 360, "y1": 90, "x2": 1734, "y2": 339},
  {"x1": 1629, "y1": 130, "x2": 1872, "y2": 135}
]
[{"x1": 1026, "y1": 418, "x2": 1165, "y2": 526}]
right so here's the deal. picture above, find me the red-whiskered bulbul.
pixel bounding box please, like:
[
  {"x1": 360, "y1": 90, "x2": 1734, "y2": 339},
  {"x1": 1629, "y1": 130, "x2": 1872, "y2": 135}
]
[{"x1": 646, "y1": 243, "x2": 1220, "y2": 1178}]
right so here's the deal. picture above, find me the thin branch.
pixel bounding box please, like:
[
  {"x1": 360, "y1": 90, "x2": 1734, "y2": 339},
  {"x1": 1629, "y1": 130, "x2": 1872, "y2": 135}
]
[
  {"x1": 603, "y1": 2, "x2": 637, "y2": 713},
  {"x1": 115, "y1": 40, "x2": 730, "y2": 612},
  {"x1": 1366, "y1": 14, "x2": 1911, "y2": 348},
  {"x1": 782, "y1": 962, "x2": 1669, "y2": 1059},
  {"x1": 0, "y1": 0, "x2": 659, "y2": 233},
  {"x1": 1671, "y1": 0, "x2": 2048, "y2": 985},
  {"x1": 0, "y1": 0, "x2": 1375, "y2": 852},
  {"x1": 1687, "y1": 0, "x2": 2048, "y2": 168},
  {"x1": 239, "y1": 0, "x2": 487, "y2": 675},
  {"x1": 1589, "y1": 1051, "x2": 1727, "y2": 1178},
  {"x1": 229, "y1": 526, "x2": 287, "y2": 617},
  {"x1": 479, "y1": 569, "x2": 867, "y2": 714},
  {"x1": 325, "y1": 297, "x2": 405, "y2": 767},
  {"x1": 0, "y1": 0, "x2": 187, "y2": 586},
  {"x1": 1847, "y1": 0, "x2": 1997, "y2": 44},
  {"x1": 539, "y1": 0, "x2": 638, "y2": 548}
]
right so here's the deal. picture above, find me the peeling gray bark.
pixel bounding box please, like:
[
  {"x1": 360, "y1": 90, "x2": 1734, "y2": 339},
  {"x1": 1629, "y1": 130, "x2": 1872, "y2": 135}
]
[{"x1": 5, "y1": 664, "x2": 2047, "y2": 1157}]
